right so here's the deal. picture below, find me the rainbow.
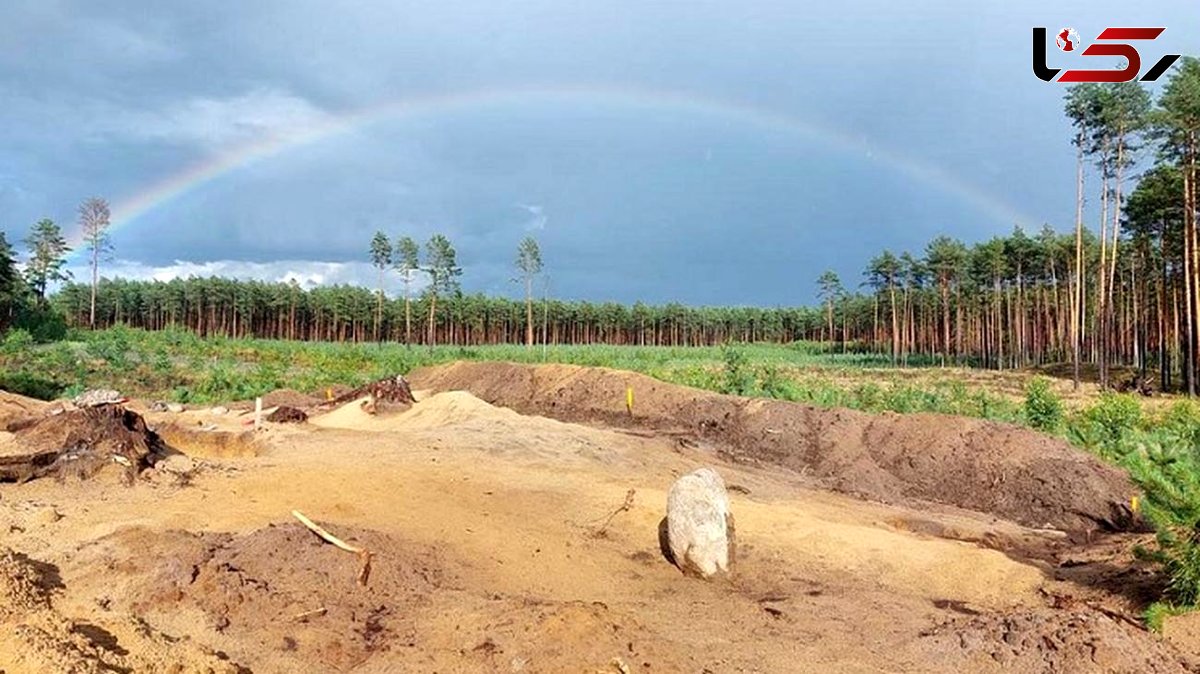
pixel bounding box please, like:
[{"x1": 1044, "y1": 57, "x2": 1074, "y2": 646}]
[{"x1": 72, "y1": 84, "x2": 1035, "y2": 257}]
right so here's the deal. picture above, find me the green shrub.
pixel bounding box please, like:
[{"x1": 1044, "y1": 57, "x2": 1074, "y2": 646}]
[
  {"x1": 853, "y1": 382, "x2": 885, "y2": 412},
  {"x1": 1157, "y1": 401, "x2": 1200, "y2": 446},
  {"x1": 1144, "y1": 601, "x2": 1194, "y2": 632},
  {"x1": 720, "y1": 344, "x2": 755, "y2": 396},
  {"x1": 1023, "y1": 377, "x2": 1064, "y2": 433},
  {"x1": 1079, "y1": 393, "x2": 1143, "y2": 446},
  {"x1": 1, "y1": 328, "x2": 35, "y2": 355},
  {"x1": 882, "y1": 385, "x2": 936, "y2": 414},
  {"x1": 758, "y1": 365, "x2": 796, "y2": 400},
  {"x1": 0, "y1": 371, "x2": 65, "y2": 400},
  {"x1": 13, "y1": 305, "x2": 67, "y2": 342},
  {"x1": 1125, "y1": 445, "x2": 1200, "y2": 607},
  {"x1": 86, "y1": 325, "x2": 133, "y2": 369}
]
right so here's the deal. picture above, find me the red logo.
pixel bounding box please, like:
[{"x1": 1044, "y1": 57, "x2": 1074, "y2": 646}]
[
  {"x1": 1033, "y1": 26, "x2": 1180, "y2": 82},
  {"x1": 1056, "y1": 28, "x2": 1081, "y2": 52}
]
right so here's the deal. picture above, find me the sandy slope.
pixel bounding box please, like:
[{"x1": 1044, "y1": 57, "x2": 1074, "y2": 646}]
[{"x1": 0, "y1": 389, "x2": 1189, "y2": 672}]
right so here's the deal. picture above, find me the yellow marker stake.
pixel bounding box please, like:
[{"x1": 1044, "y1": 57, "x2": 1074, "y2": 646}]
[
  {"x1": 1131, "y1": 495, "x2": 1140, "y2": 513},
  {"x1": 625, "y1": 386, "x2": 634, "y2": 417}
]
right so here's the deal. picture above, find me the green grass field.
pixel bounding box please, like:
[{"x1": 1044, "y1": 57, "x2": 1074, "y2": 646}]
[{"x1": 0, "y1": 324, "x2": 925, "y2": 402}]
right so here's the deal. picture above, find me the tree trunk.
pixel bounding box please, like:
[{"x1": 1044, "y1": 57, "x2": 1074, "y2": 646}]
[
  {"x1": 525, "y1": 276, "x2": 534, "y2": 348},
  {"x1": 89, "y1": 243, "x2": 98, "y2": 328},
  {"x1": 428, "y1": 292, "x2": 438, "y2": 347}
]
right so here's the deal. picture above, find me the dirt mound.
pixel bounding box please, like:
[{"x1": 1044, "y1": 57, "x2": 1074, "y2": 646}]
[
  {"x1": 2, "y1": 615, "x2": 246, "y2": 674},
  {"x1": 266, "y1": 405, "x2": 308, "y2": 423},
  {"x1": 308, "y1": 396, "x2": 379, "y2": 430},
  {"x1": 1, "y1": 404, "x2": 165, "y2": 483},
  {"x1": 312, "y1": 388, "x2": 499, "y2": 429},
  {"x1": 310, "y1": 392, "x2": 502, "y2": 432},
  {"x1": 0, "y1": 546, "x2": 244, "y2": 674},
  {"x1": 0, "y1": 548, "x2": 54, "y2": 619},
  {"x1": 262, "y1": 388, "x2": 321, "y2": 409},
  {"x1": 410, "y1": 361, "x2": 1140, "y2": 535},
  {"x1": 89, "y1": 522, "x2": 452, "y2": 670},
  {"x1": 917, "y1": 608, "x2": 1191, "y2": 672},
  {"x1": 386, "y1": 390, "x2": 522, "y2": 430}
]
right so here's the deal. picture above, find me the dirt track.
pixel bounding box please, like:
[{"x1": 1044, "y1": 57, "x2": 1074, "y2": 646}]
[{"x1": 0, "y1": 364, "x2": 1195, "y2": 672}]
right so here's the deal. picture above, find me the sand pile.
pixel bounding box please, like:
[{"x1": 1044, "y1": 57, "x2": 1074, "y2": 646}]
[
  {"x1": 308, "y1": 390, "x2": 619, "y2": 465},
  {"x1": 310, "y1": 390, "x2": 521, "y2": 432},
  {"x1": 411, "y1": 361, "x2": 1140, "y2": 535}
]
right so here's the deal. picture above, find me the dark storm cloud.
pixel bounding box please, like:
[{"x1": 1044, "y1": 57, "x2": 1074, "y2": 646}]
[{"x1": 2, "y1": 0, "x2": 1198, "y2": 304}]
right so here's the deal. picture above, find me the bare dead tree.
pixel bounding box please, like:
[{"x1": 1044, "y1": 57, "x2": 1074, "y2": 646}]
[{"x1": 78, "y1": 197, "x2": 112, "y2": 327}]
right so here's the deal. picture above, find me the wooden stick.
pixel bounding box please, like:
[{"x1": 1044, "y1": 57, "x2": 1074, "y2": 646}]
[
  {"x1": 293, "y1": 606, "x2": 327, "y2": 622},
  {"x1": 292, "y1": 510, "x2": 364, "y2": 553},
  {"x1": 292, "y1": 510, "x2": 376, "y2": 586},
  {"x1": 594, "y1": 489, "x2": 636, "y2": 535},
  {"x1": 356, "y1": 550, "x2": 375, "y2": 586}
]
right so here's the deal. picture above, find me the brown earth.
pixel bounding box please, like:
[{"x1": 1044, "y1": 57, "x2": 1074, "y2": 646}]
[
  {"x1": 265, "y1": 405, "x2": 308, "y2": 423},
  {"x1": 0, "y1": 366, "x2": 1195, "y2": 673},
  {"x1": 409, "y1": 361, "x2": 1141, "y2": 536},
  {"x1": 917, "y1": 608, "x2": 1190, "y2": 672}
]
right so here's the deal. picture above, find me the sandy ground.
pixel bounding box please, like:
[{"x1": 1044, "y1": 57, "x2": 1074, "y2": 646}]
[{"x1": 0, "y1": 386, "x2": 1193, "y2": 672}]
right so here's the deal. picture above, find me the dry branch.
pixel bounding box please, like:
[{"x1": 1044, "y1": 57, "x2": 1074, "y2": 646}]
[
  {"x1": 292, "y1": 606, "x2": 328, "y2": 622},
  {"x1": 292, "y1": 510, "x2": 376, "y2": 586},
  {"x1": 593, "y1": 489, "x2": 636, "y2": 536}
]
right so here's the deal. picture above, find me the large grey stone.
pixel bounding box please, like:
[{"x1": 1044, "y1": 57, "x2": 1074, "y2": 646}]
[{"x1": 666, "y1": 467, "x2": 735, "y2": 578}]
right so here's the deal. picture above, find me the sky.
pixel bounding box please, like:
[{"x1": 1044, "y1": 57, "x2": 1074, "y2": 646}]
[{"x1": 1, "y1": 0, "x2": 1197, "y2": 306}]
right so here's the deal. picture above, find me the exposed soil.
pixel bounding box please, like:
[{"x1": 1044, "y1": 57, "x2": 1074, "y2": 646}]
[
  {"x1": 266, "y1": 406, "x2": 308, "y2": 423},
  {"x1": 917, "y1": 608, "x2": 1191, "y2": 672},
  {"x1": 0, "y1": 547, "x2": 54, "y2": 619},
  {"x1": 0, "y1": 543, "x2": 243, "y2": 673},
  {"x1": 67, "y1": 522, "x2": 451, "y2": 671},
  {"x1": 409, "y1": 361, "x2": 1141, "y2": 536},
  {"x1": 0, "y1": 363, "x2": 1195, "y2": 672}
]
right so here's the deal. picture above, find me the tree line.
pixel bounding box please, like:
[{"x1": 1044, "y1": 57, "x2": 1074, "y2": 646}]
[
  {"x1": 52, "y1": 274, "x2": 839, "y2": 346},
  {"x1": 819, "y1": 58, "x2": 1200, "y2": 392}
]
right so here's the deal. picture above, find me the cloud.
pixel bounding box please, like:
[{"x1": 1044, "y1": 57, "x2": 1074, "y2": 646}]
[
  {"x1": 70, "y1": 258, "x2": 428, "y2": 296},
  {"x1": 517, "y1": 203, "x2": 547, "y2": 231},
  {"x1": 113, "y1": 88, "x2": 330, "y2": 149}
]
